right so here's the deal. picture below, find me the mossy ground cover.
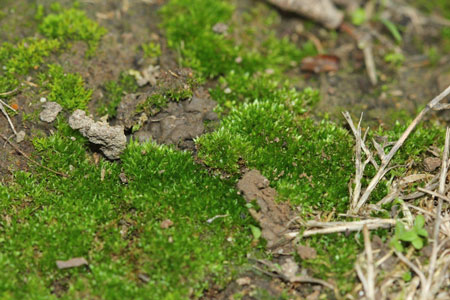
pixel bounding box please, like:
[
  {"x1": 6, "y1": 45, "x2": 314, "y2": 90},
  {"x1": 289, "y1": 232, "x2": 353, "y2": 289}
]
[{"x1": 0, "y1": 0, "x2": 448, "y2": 298}]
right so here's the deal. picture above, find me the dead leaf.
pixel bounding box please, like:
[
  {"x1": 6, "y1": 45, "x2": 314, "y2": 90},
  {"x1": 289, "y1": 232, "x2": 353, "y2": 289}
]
[
  {"x1": 56, "y1": 257, "x2": 88, "y2": 269},
  {"x1": 160, "y1": 219, "x2": 174, "y2": 229},
  {"x1": 423, "y1": 157, "x2": 441, "y2": 172},
  {"x1": 296, "y1": 244, "x2": 317, "y2": 260},
  {"x1": 236, "y1": 277, "x2": 251, "y2": 286},
  {"x1": 301, "y1": 55, "x2": 340, "y2": 73}
]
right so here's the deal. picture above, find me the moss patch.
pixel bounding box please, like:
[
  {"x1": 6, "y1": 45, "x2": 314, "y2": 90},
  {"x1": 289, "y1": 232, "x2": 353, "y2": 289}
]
[
  {"x1": 38, "y1": 4, "x2": 107, "y2": 57},
  {"x1": 39, "y1": 64, "x2": 92, "y2": 111},
  {"x1": 0, "y1": 122, "x2": 252, "y2": 299}
]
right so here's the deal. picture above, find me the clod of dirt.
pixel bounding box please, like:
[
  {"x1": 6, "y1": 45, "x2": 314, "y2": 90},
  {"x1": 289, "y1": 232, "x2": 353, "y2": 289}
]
[
  {"x1": 133, "y1": 96, "x2": 218, "y2": 149},
  {"x1": 237, "y1": 169, "x2": 295, "y2": 249},
  {"x1": 68, "y1": 110, "x2": 126, "y2": 160},
  {"x1": 116, "y1": 93, "x2": 148, "y2": 130},
  {"x1": 296, "y1": 244, "x2": 317, "y2": 260},
  {"x1": 39, "y1": 101, "x2": 62, "y2": 123},
  {"x1": 423, "y1": 157, "x2": 441, "y2": 172},
  {"x1": 56, "y1": 257, "x2": 88, "y2": 270}
]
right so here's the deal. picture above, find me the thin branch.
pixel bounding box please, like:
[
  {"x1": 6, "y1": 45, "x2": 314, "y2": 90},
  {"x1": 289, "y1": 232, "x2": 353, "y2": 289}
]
[
  {"x1": 421, "y1": 127, "x2": 450, "y2": 300},
  {"x1": 417, "y1": 187, "x2": 450, "y2": 203},
  {"x1": 352, "y1": 85, "x2": 450, "y2": 213},
  {"x1": 0, "y1": 103, "x2": 17, "y2": 135},
  {"x1": 343, "y1": 111, "x2": 379, "y2": 169},
  {"x1": 0, "y1": 134, "x2": 68, "y2": 177},
  {"x1": 363, "y1": 225, "x2": 375, "y2": 300},
  {"x1": 395, "y1": 251, "x2": 427, "y2": 288},
  {"x1": 0, "y1": 88, "x2": 18, "y2": 96},
  {"x1": 285, "y1": 219, "x2": 396, "y2": 238}
]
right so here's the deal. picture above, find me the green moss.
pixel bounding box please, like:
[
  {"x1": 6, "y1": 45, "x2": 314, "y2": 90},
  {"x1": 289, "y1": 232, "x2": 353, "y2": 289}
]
[
  {"x1": 0, "y1": 38, "x2": 60, "y2": 94},
  {"x1": 160, "y1": 0, "x2": 236, "y2": 77},
  {"x1": 136, "y1": 70, "x2": 201, "y2": 115},
  {"x1": 39, "y1": 7, "x2": 107, "y2": 56},
  {"x1": 211, "y1": 71, "x2": 319, "y2": 113},
  {"x1": 39, "y1": 64, "x2": 92, "y2": 111},
  {"x1": 160, "y1": 0, "x2": 315, "y2": 80},
  {"x1": 98, "y1": 72, "x2": 138, "y2": 117},
  {"x1": 412, "y1": 0, "x2": 450, "y2": 19},
  {"x1": 142, "y1": 41, "x2": 161, "y2": 59},
  {"x1": 0, "y1": 122, "x2": 252, "y2": 299},
  {"x1": 299, "y1": 233, "x2": 361, "y2": 294},
  {"x1": 197, "y1": 99, "x2": 354, "y2": 213}
]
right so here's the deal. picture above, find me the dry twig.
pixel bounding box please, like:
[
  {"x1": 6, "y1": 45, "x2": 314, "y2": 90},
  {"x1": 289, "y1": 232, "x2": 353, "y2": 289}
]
[
  {"x1": 285, "y1": 218, "x2": 396, "y2": 238},
  {"x1": 420, "y1": 127, "x2": 450, "y2": 300},
  {"x1": 350, "y1": 85, "x2": 450, "y2": 214}
]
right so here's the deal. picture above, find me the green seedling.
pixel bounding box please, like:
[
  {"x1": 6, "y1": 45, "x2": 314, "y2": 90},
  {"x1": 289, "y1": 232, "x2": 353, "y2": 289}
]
[
  {"x1": 390, "y1": 215, "x2": 428, "y2": 252},
  {"x1": 384, "y1": 52, "x2": 405, "y2": 67},
  {"x1": 380, "y1": 18, "x2": 402, "y2": 43},
  {"x1": 351, "y1": 8, "x2": 366, "y2": 26}
]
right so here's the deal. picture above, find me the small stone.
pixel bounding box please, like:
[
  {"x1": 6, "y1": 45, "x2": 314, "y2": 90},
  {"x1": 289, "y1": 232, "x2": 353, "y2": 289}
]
[
  {"x1": 236, "y1": 277, "x2": 251, "y2": 286},
  {"x1": 160, "y1": 219, "x2": 174, "y2": 229},
  {"x1": 40, "y1": 97, "x2": 47, "y2": 103},
  {"x1": 56, "y1": 257, "x2": 88, "y2": 269},
  {"x1": 15, "y1": 130, "x2": 26, "y2": 143},
  {"x1": 119, "y1": 172, "x2": 128, "y2": 184},
  {"x1": 423, "y1": 157, "x2": 441, "y2": 172},
  {"x1": 212, "y1": 22, "x2": 228, "y2": 34},
  {"x1": 39, "y1": 101, "x2": 62, "y2": 123}
]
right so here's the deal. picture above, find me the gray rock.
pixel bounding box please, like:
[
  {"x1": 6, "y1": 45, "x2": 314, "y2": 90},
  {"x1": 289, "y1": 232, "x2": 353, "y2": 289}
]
[
  {"x1": 68, "y1": 110, "x2": 126, "y2": 160},
  {"x1": 15, "y1": 130, "x2": 26, "y2": 143},
  {"x1": 39, "y1": 101, "x2": 63, "y2": 123}
]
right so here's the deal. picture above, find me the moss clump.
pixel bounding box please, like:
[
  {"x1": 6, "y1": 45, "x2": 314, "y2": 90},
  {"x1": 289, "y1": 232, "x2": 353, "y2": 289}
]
[
  {"x1": 160, "y1": 0, "x2": 236, "y2": 77},
  {"x1": 0, "y1": 38, "x2": 60, "y2": 94},
  {"x1": 299, "y1": 233, "x2": 361, "y2": 294},
  {"x1": 39, "y1": 64, "x2": 92, "y2": 111},
  {"x1": 136, "y1": 69, "x2": 201, "y2": 115},
  {"x1": 142, "y1": 41, "x2": 161, "y2": 59},
  {"x1": 197, "y1": 100, "x2": 354, "y2": 213},
  {"x1": 0, "y1": 121, "x2": 252, "y2": 299},
  {"x1": 38, "y1": 6, "x2": 107, "y2": 56},
  {"x1": 98, "y1": 72, "x2": 139, "y2": 118}
]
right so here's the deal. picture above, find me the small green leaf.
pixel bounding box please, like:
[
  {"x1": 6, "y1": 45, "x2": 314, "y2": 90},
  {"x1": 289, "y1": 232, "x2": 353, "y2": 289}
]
[
  {"x1": 249, "y1": 225, "x2": 261, "y2": 240},
  {"x1": 412, "y1": 237, "x2": 424, "y2": 249},
  {"x1": 417, "y1": 228, "x2": 428, "y2": 237},
  {"x1": 391, "y1": 240, "x2": 404, "y2": 252},
  {"x1": 380, "y1": 18, "x2": 402, "y2": 43},
  {"x1": 351, "y1": 9, "x2": 366, "y2": 26},
  {"x1": 399, "y1": 230, "x2": 417, "y2": 242},
  {"x1": 395, "y1": 222, "x2": 406, "y2": 237},
  {"x1": 414, "y1": 215, "x2": 425, "y2": 229},
  {"x1": 402, "y1": 271, "x2": 412, "y2": 282}
]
